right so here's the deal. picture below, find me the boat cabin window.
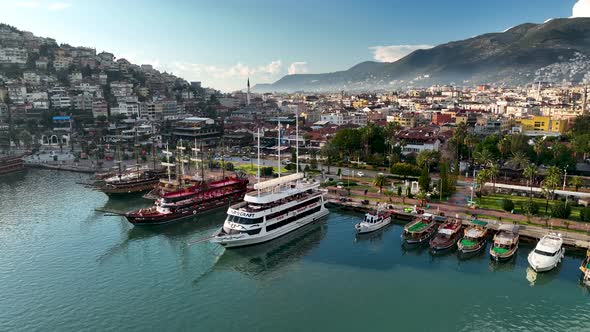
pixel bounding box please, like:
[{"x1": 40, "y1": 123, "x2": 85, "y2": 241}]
[
  {"x1": 227, "y1": 215, "x2": 263, "y2": 225},
  {"x1": 534, "y1": 249, "x2": 557, "y2": 257}
]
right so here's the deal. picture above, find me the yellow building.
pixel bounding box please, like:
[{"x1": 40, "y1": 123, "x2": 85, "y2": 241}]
[
  {"x1": 517, "y1": 115, "x2": 567, "y2": 134},
  {"x1": 386, "y1": 113, "x2": 416, "y2": 128},
  {"x1": 352, "y1": 99, "x2": 369, "y2": 108}
]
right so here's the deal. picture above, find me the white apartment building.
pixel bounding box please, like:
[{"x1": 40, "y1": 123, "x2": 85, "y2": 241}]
[
  {"x1": 0, "y1": 48, "x2": 27, "y2": 64},
  {"x1": 111, "y1": 102, "x2": 139, "y2": 117},
  {"x1": 50, "y1": 95, "x2": 72, "y2": 109},
  {"x1": 23, "y1": 71, "x2": 40, "y2": 85},
  {"x1": 8, "y1": 86, "x2": 27, "y2": 105}
]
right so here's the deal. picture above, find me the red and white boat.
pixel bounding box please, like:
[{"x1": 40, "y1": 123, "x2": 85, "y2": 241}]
[
  {"x1": 125, "y1": 177, "x2": 249, "y2": 225},
  {"x1": 429, "y1": 219, "x2": 462, "y2": 251}
]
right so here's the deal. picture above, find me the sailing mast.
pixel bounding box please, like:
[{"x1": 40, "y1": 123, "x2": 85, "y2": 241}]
[
  {"x1": 257, "y1": 128, "x2": 261, "y2": 194},
  {"x1": 277, "y1": 119, "x2": 281, "y2": 178},
  {"x1": 296, "y1": 108, "x2": 299, "y2": 175},
  {"x1": 162, "y1": 142, "x2": 174, "y2": 183}
]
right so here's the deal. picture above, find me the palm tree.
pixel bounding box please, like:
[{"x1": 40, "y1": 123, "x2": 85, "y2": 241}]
[
  {"x1": 497, "y1": 137, "x2": 511, "y2": 161},
  {"x1": 416, "y1": 191, "x2": 427, "y2": 207},
  {"x1": 473, "y1": 149, "x2": 494, "y2": 168},
  {"x1": 533, "y1": 138, "x2": 545, "y2": 164},
  {"x1": 416, "y1": 149, "x2": 440, "y2": 172},
  {"x1": 488, "y1": 163, "x2": 500, "y2": 193},
  {"x1": 383, "y1": 189, "x2": 394, "y2": 202},
  {"x1": 570, "y1": 176, "x2": 583, "y2": 192},
  {"x1": 373, "y1": 174, "x2": 387, "y2": 193},
  {"x1": 464, "y1": 134, "x2": 478, "y2": 161},
  {"x1": 523, "y1": 164, "x2": 539, "y2": 201},
  {"x1": 476, "y1": 168, "x2": 491, "y2": 197},
  {"x1": 506, "y1": 151, "x2": 529, "y2": 171},
  {"x1": 542, "y1": 173, "x2": 560, "y2": 213}
]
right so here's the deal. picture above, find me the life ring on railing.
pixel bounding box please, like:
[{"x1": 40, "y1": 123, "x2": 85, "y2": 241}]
[{"x1": 193, "y1": 210, "x2": 197, "y2": 215}]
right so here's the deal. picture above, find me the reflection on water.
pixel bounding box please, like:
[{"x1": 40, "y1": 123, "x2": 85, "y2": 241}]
[
  {"x1": 526, "y1": 265, "x2": 563, "y2": 287},
  {"x1": 213, "y1": 220, "x2": 327, "y2": 278},
  {"x1": 488, "y1": 255, "x2": 517, "y2": 273}
]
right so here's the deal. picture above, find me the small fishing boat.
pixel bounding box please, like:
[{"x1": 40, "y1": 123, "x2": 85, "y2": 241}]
[
  {"x1": 429, "y1": 218, "x2": 462, "y2": 251},
  {"x1": 579, "y1": 250, "x2": 590, "y2": 286},
  {"x1": 402, "y1": 213, "x2": 437, "y2": 245},
  {"x1": 528, "y1": 233, "x2": 565, "y2": 272},
  {"x1": 457, "y1": 220, "x2": 488, "y2": 254},
  {"x1": 355, "y1": 210, "x2": 393, "y2": 234},
  {"x1": 489, "y1": 224, "x2": 519, "y2": 262}
]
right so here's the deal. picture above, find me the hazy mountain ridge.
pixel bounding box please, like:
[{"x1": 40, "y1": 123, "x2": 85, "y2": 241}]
[{"x1": 254, "y1": 18, "x2": 590, "y2": 92}]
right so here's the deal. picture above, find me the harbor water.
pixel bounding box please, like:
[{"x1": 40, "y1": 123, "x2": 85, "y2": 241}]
[{"x1": 1, "y1": 170, "x2": 589, "y2": 331}]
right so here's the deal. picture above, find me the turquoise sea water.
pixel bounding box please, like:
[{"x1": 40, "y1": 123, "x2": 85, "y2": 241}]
[{"x1": 1, "y1": 170, "x2": 589, "y2": 331}]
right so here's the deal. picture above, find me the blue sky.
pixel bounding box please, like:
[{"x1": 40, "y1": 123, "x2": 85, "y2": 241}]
[{"x1": 1, "y1": 0, "x2": 587, "y2": 91}]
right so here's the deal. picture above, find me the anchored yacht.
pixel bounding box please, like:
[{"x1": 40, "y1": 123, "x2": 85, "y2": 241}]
[
  {"x1": 527, "y1": 233, "x2": 565, "y2": 272},
  {"x1": 211, "y1": 173, "x2": 329, "y2": 248}
]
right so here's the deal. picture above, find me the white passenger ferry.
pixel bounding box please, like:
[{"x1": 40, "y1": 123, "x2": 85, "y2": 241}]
[{"x1": 211, "y1": 173, "x2": 329, "y2": 248}]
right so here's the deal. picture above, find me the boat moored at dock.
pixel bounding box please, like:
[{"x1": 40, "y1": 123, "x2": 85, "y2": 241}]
[
  {"x1": 490, "y1": 224, "x2": 519, "y2": 262},
  {"x1": 429, "y1": 218, "x2": 462, "y2": 251},
  {"x1": 125, "y1": 177, "x2": 249, "y2": 225},
  {"x1": 355, "y1": 209, "x2": 393, "y2": 234},
  {"x1": 528, "y1": 233, "x2": 565, "y2": 272},
  {"x1": 402, "y1": 213, "x2": 437, "y2": 245},
  {"x1": 457, "y1": 220, "x2": 488, "y2": 255},
  {"x1": 0, "y1": 154, "x2": 24, "y2": 176}
]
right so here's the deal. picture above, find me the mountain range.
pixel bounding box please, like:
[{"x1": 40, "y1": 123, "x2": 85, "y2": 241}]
[{"x1": 253, "y1": 18, "x2": 590, "y2": 93}]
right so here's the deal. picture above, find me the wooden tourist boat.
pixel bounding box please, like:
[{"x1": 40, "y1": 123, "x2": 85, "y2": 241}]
[
  {"x1": 457, "y1": 220, "x2": 488, "y2": 254},
  {"x1": 489, "y1": 224, "x2": 519, "y2": 262},
  {"x1": 429, "y1": 218, "x2": 462, "y2": 251},
  {"x1": 402, "y1": 213, "x2": 437, "y2": 245}
]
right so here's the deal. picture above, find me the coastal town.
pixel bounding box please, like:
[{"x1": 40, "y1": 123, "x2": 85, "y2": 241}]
[{"x1": 5, "y1": 0, "x2": 590, "y2": 330}]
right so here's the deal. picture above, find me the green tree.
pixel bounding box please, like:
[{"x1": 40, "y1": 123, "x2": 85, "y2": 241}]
[
  {"x1": 418, "y1": 166, "x2": 431, "y2": 193},
  {"x1": 523, "y1": 164, "x2": 539, "y2": 201},
  {"x1": 397, "y1": 185, "x2": 402, "y2": 197},
  {"x1": 473, "y1": 149, "x2": 494, "y2": 168},
  {"x1": 506, "y1": 151, "x2": 529, "y2": 171},
  {"x1": 502, "y1": 199, "x2": 515, "y2": 212},
  {"x1": 373, "y1": 174, "x2": 387, "y2": 193},
  {"x1": 476, "y1": 168, "x2": 491, "y2": 197},
  {"x1": 416, "y1": 149, "x2": 440, "y2": 172},
  {"x1": 570, "y1": 176, "x2": 584, "y2": 192},
  {"x1": 551, "y1": 201, "x2": 571, "y2": 219},
  {"x1": 542, "y1": 172, "x2": 560, "y2": 213},
  {"x1": 488, "y1": 163, "x2": 500, "y2": 193}
]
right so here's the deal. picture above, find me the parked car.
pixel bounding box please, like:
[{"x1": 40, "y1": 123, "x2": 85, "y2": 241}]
[
  {"x1": 357, "y1": 171, "x2": 364, "y2": 177},
  {"x1": 242, "y1": 157, "x2": 251, "y2": 161}
]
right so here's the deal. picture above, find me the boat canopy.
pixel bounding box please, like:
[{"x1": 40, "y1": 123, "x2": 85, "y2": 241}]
[
  {"x1": 498, "y1": 224, "x2": 519, "y2": 233},
  {"x1": 472, "y1": 220, "x2": 488, "y2": 226},
  {"x1": 253, "y1": 173, "x2": 303, "y2": 190}
]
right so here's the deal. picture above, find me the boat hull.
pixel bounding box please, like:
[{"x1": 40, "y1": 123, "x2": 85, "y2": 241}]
[
  {"x1": 212, "y1": 208, "x2": 330, "y2": 248},
  {"x1": 458, "y1": 239, "x2": 486, "y2": 254},
  {"x1": 402, "y1": 227, "x2": 436, "y2": 246},
  {"x1": 528, "y1": 249, "x2": 565, "y2": 272},
  {"x1": 489, "y1": 247, "x2": 517, "y2": 262}
]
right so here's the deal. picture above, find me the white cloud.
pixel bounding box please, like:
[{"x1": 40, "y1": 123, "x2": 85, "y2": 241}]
[
  {"x1": 157, "y1": 60, "x2": 284, "y2": 91},
  {"x1": 369, "y1": 45, "x2": 433, "y2": 62},
  {"x1": 288, "y1": 62, "x2": 308, "y2": 75},
  {"x1": 573, "y1": 0, "x2": 590, "y2": 17},
  {"x1": 48, "y1": 2, "x2": 71, "y2": 11},
  {"x1": 258, "y1": 60, "x2": 282, "y2": 75}
]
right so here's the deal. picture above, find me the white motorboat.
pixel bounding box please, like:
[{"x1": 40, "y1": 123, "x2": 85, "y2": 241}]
[
  {"x1": 527, "y1": 233, "x2": 565, "y2": 272},
  {"x1": 355, "y1": 210, "x2": 393, "y2": 234}
]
